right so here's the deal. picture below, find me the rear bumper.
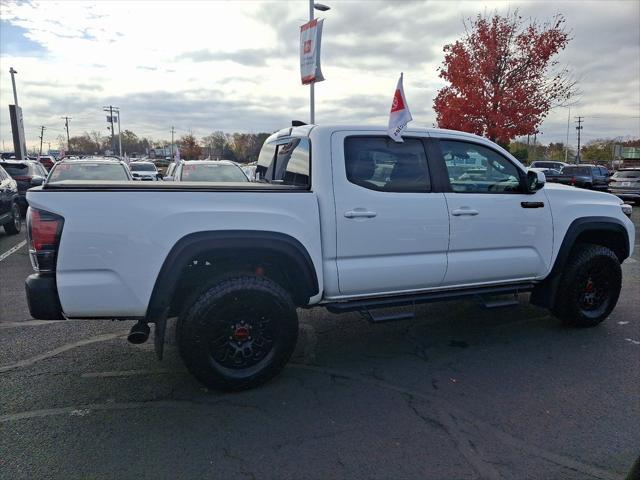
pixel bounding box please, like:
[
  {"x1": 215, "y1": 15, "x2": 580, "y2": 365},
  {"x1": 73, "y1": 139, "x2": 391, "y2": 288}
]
[
  {"x1": 25, "y1": 273, "x2": 65, "y2": 320},
  {"x1": 609, "y1": 190, "x2": 640, "y2": 201}
]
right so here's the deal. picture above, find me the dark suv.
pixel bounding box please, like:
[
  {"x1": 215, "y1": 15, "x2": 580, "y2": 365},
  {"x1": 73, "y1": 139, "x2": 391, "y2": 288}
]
[
  {"x1": 0, "y1": 165, "x2": 22, "y2": 234},
  {"x1": 608, "y1": 168, "x2": 640, "y2": 204},
  {"x1": 558, "y1": 164, "x2": 609, "y2": 190},
  {"x1": 0, "y1": 160, "x2": 48, "y2": 215}
]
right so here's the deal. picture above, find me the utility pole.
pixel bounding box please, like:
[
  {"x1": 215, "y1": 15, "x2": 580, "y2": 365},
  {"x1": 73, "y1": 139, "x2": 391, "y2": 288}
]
[
  {"x1": 575, "y1": 116, "x2": 584, "y2": 164},
  {"x1": 61, "y1": 116, "x2": 71, "y2": 151},
  {"x1": 38, "y1": 126, "x2": 46, "y2": 157},
  {"x1": 565, "y1": 105, "x2": 571, "y2": 162},
  {"x1": 116, "y1": 109, "x2": 122, "y2": 157},
  {"x1": 170, "y1": 126, "x2": 175, "y2": 160},
  {"x1": 103, "y1": 106, "x2": 116, "y2": 153}
]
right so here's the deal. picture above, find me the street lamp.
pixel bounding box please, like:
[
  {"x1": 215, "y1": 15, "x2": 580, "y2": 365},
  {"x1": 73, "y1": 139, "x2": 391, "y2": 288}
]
[
  {"x1": 309, "y1": 1, "x2": 330, "y2": 124},
  {"x1": 9, "y1": 67, "x2": 19, "y2": 106}
]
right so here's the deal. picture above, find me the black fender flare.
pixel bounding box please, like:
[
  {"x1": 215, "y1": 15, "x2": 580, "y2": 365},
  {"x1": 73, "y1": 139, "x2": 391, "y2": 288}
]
[
  {"x1": 531, "y1": 216, "x2": 630, "y2": 308},
  {"x1": 146, "y1": 230, "x2": 319, "y2": 359}
]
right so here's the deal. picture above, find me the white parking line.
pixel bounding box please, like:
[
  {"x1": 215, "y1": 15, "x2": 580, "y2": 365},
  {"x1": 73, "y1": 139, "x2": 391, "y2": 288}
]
[
  {"x1": 0, "y1": 239, "x2": 27, "y2": 262},
  {"x1": 0, "y1": 332, "x2": 127, "y2": 373}
]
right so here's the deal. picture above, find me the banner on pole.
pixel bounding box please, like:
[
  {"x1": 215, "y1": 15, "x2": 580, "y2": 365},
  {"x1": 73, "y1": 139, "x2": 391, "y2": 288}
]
[{"x1": 300, "y1": 19, "x2": 325, "y2": 85}]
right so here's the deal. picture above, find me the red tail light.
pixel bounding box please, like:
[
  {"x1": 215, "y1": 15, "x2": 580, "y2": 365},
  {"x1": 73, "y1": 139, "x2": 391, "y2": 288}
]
[
  {"x1": 27, "y1": 208, "x2": 64, "y2": 272},
  {"x1": 570, "y1": 176, "x2": 576, "y2": 185}
]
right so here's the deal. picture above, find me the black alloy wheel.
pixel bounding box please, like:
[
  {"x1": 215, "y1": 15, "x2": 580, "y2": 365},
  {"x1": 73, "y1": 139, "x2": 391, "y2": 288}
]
[{"x1": 178, "y1": 275, "x2": 298, "y2": 391}]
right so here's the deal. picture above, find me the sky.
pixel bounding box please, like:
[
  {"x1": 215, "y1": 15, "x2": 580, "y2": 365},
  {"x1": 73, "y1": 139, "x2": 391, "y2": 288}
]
[{"x1": 0, "y1": 0, "x2": 638, "y2": 152}]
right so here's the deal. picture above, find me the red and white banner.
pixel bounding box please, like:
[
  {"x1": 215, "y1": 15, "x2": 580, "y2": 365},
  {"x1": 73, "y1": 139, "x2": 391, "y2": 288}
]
[
  {"x1": 300, "y1": 18, "x2": 325, "y2": 85},
  {"x1": 388, "y1": 73, "x2": 412, "y2": 142}
]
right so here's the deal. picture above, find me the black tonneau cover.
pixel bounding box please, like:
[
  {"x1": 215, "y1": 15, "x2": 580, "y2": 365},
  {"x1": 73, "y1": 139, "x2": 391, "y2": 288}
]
[{"x1": 39, "y1": 180, "x2": 309, "y2": 192}]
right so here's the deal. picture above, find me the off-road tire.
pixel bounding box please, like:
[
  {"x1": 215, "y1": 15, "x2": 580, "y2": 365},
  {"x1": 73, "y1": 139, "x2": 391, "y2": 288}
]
[
  {"x1": 178, "y1": 275, "x2": 298, "y2": 391},
  {"x1": 4, "y1": 203, "x2": 21, "y2": 235},
  {"x1": 551, "y1": 243, "x2": 621, "y2": 327}
]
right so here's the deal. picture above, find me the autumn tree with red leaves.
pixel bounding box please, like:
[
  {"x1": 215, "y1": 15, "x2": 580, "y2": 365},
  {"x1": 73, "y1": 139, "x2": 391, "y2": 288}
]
[{"x1": 433, "y1": 12, "x2": 575, "y2": 144}]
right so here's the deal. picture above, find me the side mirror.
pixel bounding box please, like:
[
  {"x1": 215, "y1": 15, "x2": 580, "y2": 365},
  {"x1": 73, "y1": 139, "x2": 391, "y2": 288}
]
[
  {"x1": 30, "y1": 176, "x2": 44, "y2": 186},
  {"x1": 527, "y1": 170, "x2": 545, "y2": 192}
]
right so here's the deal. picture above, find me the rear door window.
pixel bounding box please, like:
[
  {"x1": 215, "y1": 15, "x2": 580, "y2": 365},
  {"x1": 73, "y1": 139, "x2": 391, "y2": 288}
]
[
  {"x1": 344, "y1": 137, "x2": 430, "y2": 192},
  {"x1": 563, "y1": 166, "x2": 590, "y2": 176}
]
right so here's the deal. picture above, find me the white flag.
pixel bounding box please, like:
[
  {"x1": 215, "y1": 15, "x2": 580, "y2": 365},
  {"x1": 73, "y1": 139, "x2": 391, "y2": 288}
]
[
  {"x1": 300, "y1": 18, "x2": 325, "y2": 85},
  {"x1": 388, "y1": 73, "x2": 412, "y2": 142}
]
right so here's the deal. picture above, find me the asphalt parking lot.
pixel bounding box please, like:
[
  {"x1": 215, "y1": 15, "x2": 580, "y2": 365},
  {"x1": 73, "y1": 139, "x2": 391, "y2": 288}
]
[{"x1": 1, "y1": 209, "x2": 639, "y2": 480}]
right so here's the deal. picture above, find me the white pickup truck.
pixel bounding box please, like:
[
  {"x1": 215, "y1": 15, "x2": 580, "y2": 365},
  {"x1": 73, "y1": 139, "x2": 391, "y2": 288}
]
[{"x1": 25, "y1": 124, "x2": 635, "y2": 390}]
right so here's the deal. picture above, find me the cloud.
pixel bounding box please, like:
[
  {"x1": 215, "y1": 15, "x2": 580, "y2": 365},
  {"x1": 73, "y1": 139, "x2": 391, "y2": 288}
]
[
  {"x1": 178, "y1": 48, "x2": 276, "y2": 66},
  {"x1": 0, "y1": 0, "x2": 637, "y2": 149}
]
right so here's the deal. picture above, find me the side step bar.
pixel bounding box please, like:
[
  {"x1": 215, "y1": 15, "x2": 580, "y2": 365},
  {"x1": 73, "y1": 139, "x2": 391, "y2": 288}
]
[
  {"x1": 326, "y1": 282, "x2": 535, "y2": 315},
  {"x1": 360, "y1": 309, "x2": 416, "y2": 323}
]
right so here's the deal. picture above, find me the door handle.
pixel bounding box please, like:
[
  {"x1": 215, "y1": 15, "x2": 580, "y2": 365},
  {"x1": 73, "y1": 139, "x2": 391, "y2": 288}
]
[
  {"x1": 521, "y1": 201, "x2": 544, "y2": 208},
  {"x1": 451, "y1": 208, "x2": 479, "y2": 216},
  {"x1": 344, "y1": 209, "x2": 377, "y2": 219}
]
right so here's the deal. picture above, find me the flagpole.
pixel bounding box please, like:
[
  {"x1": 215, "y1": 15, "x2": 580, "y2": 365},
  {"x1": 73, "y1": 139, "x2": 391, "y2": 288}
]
[{"x1": 309, "y1": 0, "x2": 315, "y2": 124}]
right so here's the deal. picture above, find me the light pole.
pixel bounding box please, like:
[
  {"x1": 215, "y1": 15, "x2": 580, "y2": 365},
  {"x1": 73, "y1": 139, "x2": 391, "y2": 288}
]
[
  {"x1": 308, "y1": 1, "x2": 330, "y2": 124},
  {"x1": 9, "y1": 67, "x2": 19, "y2": 106}
]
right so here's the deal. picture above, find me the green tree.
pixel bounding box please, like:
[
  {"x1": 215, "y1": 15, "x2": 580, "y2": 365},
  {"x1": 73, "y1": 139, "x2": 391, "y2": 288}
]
[
  {"x1": 508, "y1": 141, "x2": 529, "y2": 162},
  {"x1": 581, "y1": 139, "x2": 614, "y2": 162}
]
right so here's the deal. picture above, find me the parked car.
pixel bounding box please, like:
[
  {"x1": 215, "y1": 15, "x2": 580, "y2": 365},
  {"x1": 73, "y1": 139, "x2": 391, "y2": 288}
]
[
  {"x1": 556, "y1": 164, "x2": 609, "y2": 190},
  {"x1": 530, "y1": 160, "x2": 567, "y2": 170},
  {"x1": 241, "y1": 164, "x2": 257, "y2": 181},
  {"x1": 24, "y1": 125, "x2": 634, "y2": 391},
  {"x1": 129, "y1": 161, "x2": 161, "y2": 181},
  {"x1": 164, "y1": 162, "x2": 177, "y2": 179},
  {"x1": 167, "y1": 160, "x2": 249, "y2": 182},
  {"x1": 529, "y1": 167, "x2": 563, "y2": 183},
  {"x1": 0, "y1": 160, "x2": 48, "y2": 215},
  {"x1": 0, "y1": 165, "x2": 22, "y2": 234},
  {"x1": 608, "y1": 168, "x2": 640, "y2": 204},
  {"x1": 37, "y1": 155, "x2": 56, "y2": 171},
  {"x1": 45, "y1": 158, "x2": 133, "y2": 184}
]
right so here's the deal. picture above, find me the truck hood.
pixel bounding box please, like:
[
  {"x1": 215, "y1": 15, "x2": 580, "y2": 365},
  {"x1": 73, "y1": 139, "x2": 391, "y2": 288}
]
[{"x1": 543, "y1": 181, "x2": 621, "y2": 205}]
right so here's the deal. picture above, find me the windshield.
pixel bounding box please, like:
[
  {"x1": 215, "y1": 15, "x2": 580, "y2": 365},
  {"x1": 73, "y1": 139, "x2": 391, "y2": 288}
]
[
  {"x1": 180, "y1": 163, "x2": 248, "y2": 182},
  {"x1": 613, "y1": 170, "x2": 640, "y2": 179},
  {"x1": 48, "y1": 163, "x2": 129, "y2": 181},
  {"x1": 130, "y1": 163, "x2": 156, "y2": 172}
]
